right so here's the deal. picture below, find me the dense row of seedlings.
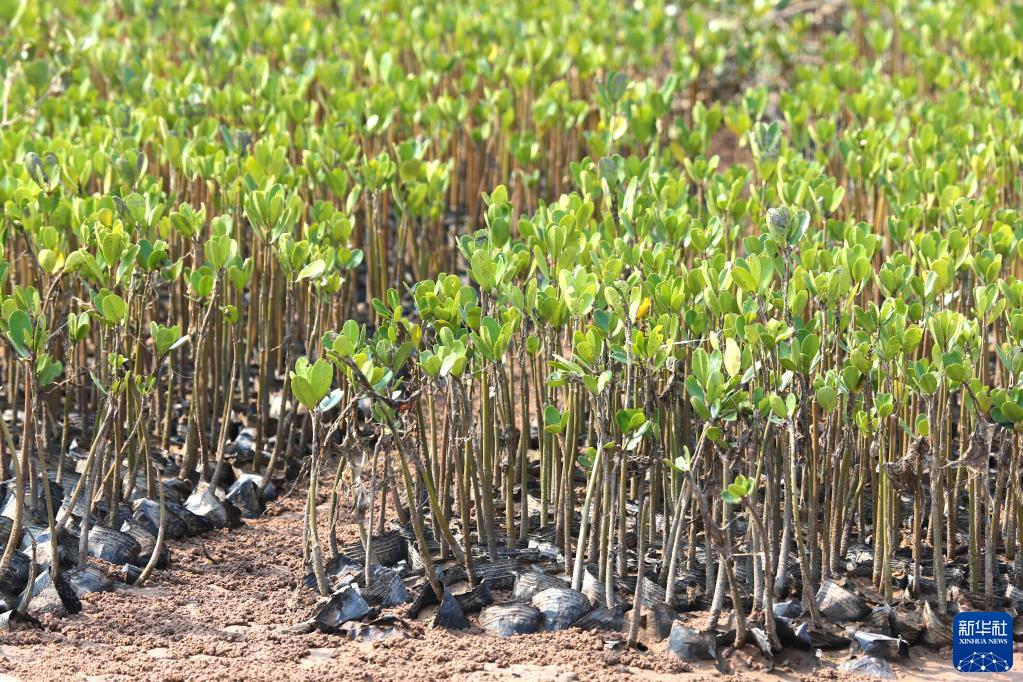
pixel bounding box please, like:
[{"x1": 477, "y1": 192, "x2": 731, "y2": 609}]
[
  {"x1": 0, "y1": 0, "x2": 797, "y2": 617},
  {"x1": 296, "y1": 0, "x2": 1023, "y2": 670},
  {"x1": 0, "y1": 0, "x2": 807, "y2": 620}
]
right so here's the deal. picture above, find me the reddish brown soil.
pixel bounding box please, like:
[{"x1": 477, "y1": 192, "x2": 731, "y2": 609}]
[{"x1": 0, "y1": 494, "x2": 1015, "y2": 682}]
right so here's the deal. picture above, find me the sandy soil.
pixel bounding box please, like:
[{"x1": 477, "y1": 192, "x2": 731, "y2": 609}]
[{"x1": 0, "y1": 494, "x2": 1018, "y2": 682}]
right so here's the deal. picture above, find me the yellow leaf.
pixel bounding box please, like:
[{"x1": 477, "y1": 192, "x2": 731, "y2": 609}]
[
  {"x1": 635, "y1": 296, "x2": 651, "y2": 321},
  {"x1": 724, "y1": 338, "x2": 741, "y2": 378}
]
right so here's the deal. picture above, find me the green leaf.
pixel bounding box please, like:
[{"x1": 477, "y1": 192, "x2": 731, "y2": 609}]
[
  {"x1": 731, "y1": 262, "x2": 757, "y2": 293},
  {"x1": 726, "y1": 482, "x2": 747, "y2": 499},
  {"x1": 769, "y1": 394, "x2": 786, "y2": 419},
  {"x1": 68, "y1": 311, "x2": 90, "y2": 344},
  {"x1": 842, "y1": 365, "x2": 862, "y2": 392},
  {"x1": 151, "y1": 322, "x2": 183, "y2": 356},
  {"x1": 615, "y1": 408, "x2": 645, "y2": 434},
  {"x1": 526, "y1": 334, "x2": 540, "y2": 355},
  {"x1": 298, "y1": 258, "x2": 326, "y2": 281},
  {"x1": 38, "y1": 249, "x2": 62, "y2": 274},
  {"x1": 36, "y1": 354, "x2": 63, "y2": 386},
  {"x1": 309, "y1": 358, "x2": 334, "y2": 403},
  {"x1": 101, "y1": 294, "x2": 128, "y2": 325},
  {"x1": 915, "y1": 414, "x2": 930, "y2": 437},
  {"x1": 671, "y1": 450, "x2": 692, "y2": 473},
  {"x1": 944, "y1": 362, "x2": 967, "y2": 384},
  {"x1": 222, "y1": 305, "x2": 240, "y2": 324},
  {"x1": 815, "y1": 385, "x2": 838, "y2": 412},
  {"x1": 691, "y1": 347, "x2": 710, "y2": 387},
  {"x1": 543, "y1": 405, "x2": 565, "y2": 434},
  {"x1": 6, "y1": 310, "x2": 33, "y2": 357},
  {"x1": 291, "y1": 375, "x2": 317, "y2": 410}
]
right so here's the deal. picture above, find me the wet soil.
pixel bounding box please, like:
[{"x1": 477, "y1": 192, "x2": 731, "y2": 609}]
[{"x1": 0, "y1": 494, "x2": 1018, "y2": 682}]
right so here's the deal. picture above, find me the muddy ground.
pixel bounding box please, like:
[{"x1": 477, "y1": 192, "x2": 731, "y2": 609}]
[{"x1": 0, "y1": 492, "x2": 1018, "y2": 682}]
